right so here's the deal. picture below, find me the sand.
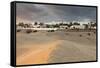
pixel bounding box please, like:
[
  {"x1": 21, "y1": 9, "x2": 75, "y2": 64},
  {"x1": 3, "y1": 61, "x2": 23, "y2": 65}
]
[
  {"x1": 16, "y1": 30, "x2": 96, "y2": 65},
  {"x1": 17, "y1": 40, "x2": 61, "y2": 65}
]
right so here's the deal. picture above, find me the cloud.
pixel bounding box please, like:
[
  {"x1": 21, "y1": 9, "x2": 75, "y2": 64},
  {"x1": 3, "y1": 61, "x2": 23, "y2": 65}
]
[{"x1": 16, "y1": 3, "x2": 96, "y2": 23}]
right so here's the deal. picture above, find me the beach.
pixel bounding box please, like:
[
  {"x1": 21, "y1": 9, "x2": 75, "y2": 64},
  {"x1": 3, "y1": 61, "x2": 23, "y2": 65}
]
[{"x1": 16, "y1": 30, "x2": 96, "y2": 65}]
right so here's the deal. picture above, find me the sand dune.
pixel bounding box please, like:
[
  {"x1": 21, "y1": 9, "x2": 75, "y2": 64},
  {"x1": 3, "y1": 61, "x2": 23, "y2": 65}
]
[{"x1": 16, "y1": 31, "x2": 96, "y2": 65}]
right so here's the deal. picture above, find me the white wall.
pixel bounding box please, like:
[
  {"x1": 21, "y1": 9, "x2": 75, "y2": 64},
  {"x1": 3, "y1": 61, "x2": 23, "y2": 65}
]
[{"x1": 0, "y1": 0, "x2": 99, "y2": 68}]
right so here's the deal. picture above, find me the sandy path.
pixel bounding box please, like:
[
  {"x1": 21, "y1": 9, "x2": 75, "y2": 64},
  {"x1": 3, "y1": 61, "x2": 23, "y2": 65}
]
[
  {"x1": 17, "y1": 40, "x2": 61, "y2": 65},
  {"x1": 48, "y1": 40, "x2": 96, "y2": 63}
]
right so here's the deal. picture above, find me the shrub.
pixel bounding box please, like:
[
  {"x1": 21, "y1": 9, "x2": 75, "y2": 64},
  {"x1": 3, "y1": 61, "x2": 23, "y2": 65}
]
[
  {"x1": 48, "y1": 30, "x2": 55, "y2": 32},
  {"x1": 26, "y1": 29, "x2": 32, "y2": 33},
  {"x1": 17, "y1": 29, "x2": 21, "y2": 32},
  {"x1": 33, "y1": 30, "x2": 37, "y2": 32},
  {"x1": 87, "y1": 33, "x2": 91, "y2": 36},
  {"x1": 51, "y1": 30, "x2": 54, "y2": 32},
  {"x1": 79, "y1": 34, "x2": 82, "y2": 37},
  {"x1": 94, "y1": 32, "x2": 96, "y2": 34}
]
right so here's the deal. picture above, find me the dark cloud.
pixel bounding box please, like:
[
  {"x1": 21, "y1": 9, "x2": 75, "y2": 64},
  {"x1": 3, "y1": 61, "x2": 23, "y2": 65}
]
[{"x1": 16, "y1": 3, "x2": 96, "y2": 23}]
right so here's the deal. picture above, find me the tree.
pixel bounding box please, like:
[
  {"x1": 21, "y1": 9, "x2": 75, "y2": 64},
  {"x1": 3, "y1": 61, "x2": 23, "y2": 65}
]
[
  {"x1": 73, "y1": 22, "x2": 80, "y2": 25},
  {"x1": 18, "y1": 22, "x2": 24, "y2": 27},
  {"x1": 91, "y1": 22, "x2": 96, "y2": 27},
  {"x1": 68, "y1": 22, "x2": 73, "y2": 27},
  {"x1": 53, "y1": 24, "x2": 60, "y2": 28},
  {"x1": 59, "y1": 23, "x2": 63, "y2": 25},
  {"x1": 46, "y1": 24, "x2": 50, "y2": 28},
  {"x1": 90, "y1": 21, "x2": 93, "y2": 24},
  {"x1": 34, "y1": 22, "x2": 38, "y2": 25},
  {"x1": 39, "y1": 22, "x2": 44, "y2": 26},
  {"x1": 93, "y1": 23, "x2": 96, "y2": 27},
  {"x1": 83, "y1": 24, "x2": 88, "y2": 29},
  {"x1": 24, "y1": 24, "x2": 31, "y2": 28}
]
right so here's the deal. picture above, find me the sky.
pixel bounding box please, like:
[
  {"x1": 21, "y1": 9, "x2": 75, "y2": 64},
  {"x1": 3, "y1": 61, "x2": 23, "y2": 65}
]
[{"x1": 16, "y1": 3, "x2": 97, "y2": 24}]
